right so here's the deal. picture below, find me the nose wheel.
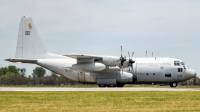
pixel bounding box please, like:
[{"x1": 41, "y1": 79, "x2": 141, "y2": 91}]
[{"x1": 170, "y1": 82, "x2": 177, "y2": 87}]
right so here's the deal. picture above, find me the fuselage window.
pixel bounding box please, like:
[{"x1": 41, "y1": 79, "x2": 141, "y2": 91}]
[
  {"x1": 165, "y1": 74, "x2": 171, "y2": 77},
  {"x1": 153, "y1": 73, "x2": 155, "y2": 75},
  {"x1": 178, "y1": 68, "x2": 183, "y2": 72}
]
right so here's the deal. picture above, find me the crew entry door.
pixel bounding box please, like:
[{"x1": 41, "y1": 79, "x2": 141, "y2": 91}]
[
  {"x1": 174, "y1": 61, "x2": 185, "y2": 81},
  {"x1": 177, "y1": 67, "x2": 185, "y2": 81}
]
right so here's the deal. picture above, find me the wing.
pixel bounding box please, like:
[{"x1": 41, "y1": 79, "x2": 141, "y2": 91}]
[
  {"x1": 63, "y1": 53, "x2": 102, "y2": 60},
  {"x1": 63, "y1": 53, "x2": 106, "y2": 72}
]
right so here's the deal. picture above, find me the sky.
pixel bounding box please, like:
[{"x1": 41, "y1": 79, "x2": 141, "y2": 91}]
[{"x1": 0, "y1": 0, "x2": 200, "y2": 77}]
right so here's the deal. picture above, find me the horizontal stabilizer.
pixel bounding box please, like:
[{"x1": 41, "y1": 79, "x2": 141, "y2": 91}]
[{"x1": 5, "y1": 58, "x2": 37, "y2": 63}]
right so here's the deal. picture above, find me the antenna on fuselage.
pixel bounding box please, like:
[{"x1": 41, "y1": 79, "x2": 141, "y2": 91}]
[
  {"x1": 146, "y1": 51, "x2": 147, "y2": 57},
  {"x1": 152, "y1": 52, "x2": 153, "y2": 57}
]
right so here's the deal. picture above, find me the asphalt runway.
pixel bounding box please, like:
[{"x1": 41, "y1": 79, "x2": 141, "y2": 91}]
[{"x1": 0, "y1": 87, "x2": 200, "y2": 91}]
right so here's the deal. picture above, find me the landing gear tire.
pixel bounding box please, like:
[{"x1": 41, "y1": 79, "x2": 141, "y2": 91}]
[
  {"x1": 116, "y1": 84, "x2": 125, "y2": 87},
  {"x1": 170, "y1": 82, "x2": 177, "y2": 88},
  {"x1": 98, "y1": 85, "x2": 106, "y2": 87},
  {"x1": 107, "y1": 85, "x2": 116, "y2": 87}
]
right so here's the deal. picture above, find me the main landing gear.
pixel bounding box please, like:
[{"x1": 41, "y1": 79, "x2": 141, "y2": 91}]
[
  {"x1": 170, "y1": 82, "x2": 177, "y2": 88},
  {"x1": 98, "y1": 84, "x2": 125, "y2": 88}
]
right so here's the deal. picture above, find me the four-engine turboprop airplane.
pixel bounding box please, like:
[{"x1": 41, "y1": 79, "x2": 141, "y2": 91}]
[{"x1": 5, "y1": 15, "x2": 196, "y2": 87}]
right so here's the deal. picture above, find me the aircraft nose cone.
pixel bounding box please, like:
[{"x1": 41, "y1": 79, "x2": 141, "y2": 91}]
[{"x1": 185, "y1": 69, "x2": 196, "y2": 80}]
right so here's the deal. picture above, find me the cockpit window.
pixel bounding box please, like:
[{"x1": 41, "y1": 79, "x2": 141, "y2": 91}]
[
  {"x1": 174, "y1": 61, "x2": 180, "y2": 66},
  {"x1": 181, "y1": 62, "x2": 185, "y2": 66}
]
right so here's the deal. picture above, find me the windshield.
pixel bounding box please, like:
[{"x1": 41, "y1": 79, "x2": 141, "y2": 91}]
[
  {"x1": 174, "y1": 61, "x2": 180, "y2": 66},
  {"x1": 181, "y1": 62, "x2": 185, "y2": 66}
]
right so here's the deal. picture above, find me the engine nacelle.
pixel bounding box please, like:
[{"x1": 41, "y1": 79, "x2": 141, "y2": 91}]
[
  {"x1": 64, "y1": 62, "x2": 106, "y2": 72},
  {"x1": 117, "y1": 71, "x2": 134, "y2": 83},
  {"x1": 102, "y1": 56, "x2": 129, "y2": 68}
]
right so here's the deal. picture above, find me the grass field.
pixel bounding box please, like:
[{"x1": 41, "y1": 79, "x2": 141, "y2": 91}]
[{"x1": 0, "y1": 91, "x2": 200, "y2": 112}]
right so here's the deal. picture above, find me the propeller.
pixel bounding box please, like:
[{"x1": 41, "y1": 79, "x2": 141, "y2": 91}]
[
  {"x1": 120, "y1": 46, "x2": 126, "y2": 74},
  {"x1": 128, "y1": 52, "x2": 135, "y2": 72}
]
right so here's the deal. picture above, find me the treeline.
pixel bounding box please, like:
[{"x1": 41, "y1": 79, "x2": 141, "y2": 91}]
[
  {"x1": 0, "y1": 65, "x2": 199, "y2": 86},
  {"x1": 0, "y1": 65, "x2": 80, "y2": 86},
  {"x1": 179, "y1": 76, "x2": 200, "y2": 86}
]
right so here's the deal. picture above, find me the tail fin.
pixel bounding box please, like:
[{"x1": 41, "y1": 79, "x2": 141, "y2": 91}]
[
  {"x1": 15, "y1": 15, "x2": 67, "y2": 59},
  {"x1": 15, "y1": 15, "x2": 47, "y2": 59}
]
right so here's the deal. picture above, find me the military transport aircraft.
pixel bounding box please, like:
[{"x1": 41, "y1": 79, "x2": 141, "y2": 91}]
[{"x1": 5, "y1": 15, "x2": 196, "y2": 87}]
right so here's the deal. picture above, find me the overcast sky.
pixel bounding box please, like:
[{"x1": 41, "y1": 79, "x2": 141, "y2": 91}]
[{"x1": 0, "y1": 0, "x2": 199, "y2": 77}]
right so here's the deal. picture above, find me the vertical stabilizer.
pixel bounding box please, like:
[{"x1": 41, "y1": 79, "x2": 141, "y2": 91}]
[{"x1": 15, "y1": 15, "x2": 47, "y2": 59}]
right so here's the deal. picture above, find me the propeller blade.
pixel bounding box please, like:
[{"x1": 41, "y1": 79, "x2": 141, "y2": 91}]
[
  {"x1": 121, "y1": 46, "x2": 122, "y2": 57},
  {"x1": 128, "y1": 52, "x2": 130, "y2": 59},
  {"x1": 120, "y1": 46, "x2": 126, "y2": 67},
  {"x1": 131, "y1": 65, "x2": 133, "y2": 72},
  {"x1": 119, "y1": 46, "x2": 127, "y2": 74},
  {"x1": 122, "y1": 66, "x2": 123, "y2": 74},
  {"x1": 126, "y1": 51, "x2": 135, "y2": 73},
  {"x1": 132, "y1": 52, "x2": 134, "y2": 58},
  {"x1": 120, "y1": 46, "x2": 122, "y2": 74}
]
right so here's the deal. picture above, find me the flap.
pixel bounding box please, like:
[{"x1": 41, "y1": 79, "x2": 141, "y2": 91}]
[{"x1": 63, "y1": 53, "x2": 102, "y2": 60}]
